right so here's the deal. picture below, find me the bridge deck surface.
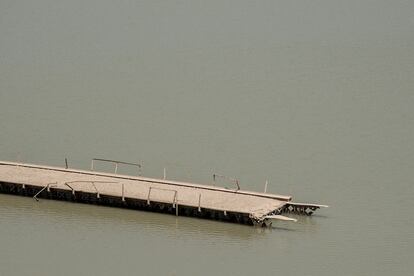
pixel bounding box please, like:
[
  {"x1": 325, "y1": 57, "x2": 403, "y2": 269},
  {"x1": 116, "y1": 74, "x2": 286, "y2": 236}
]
[{"x1": 0, "y1": 161, "x2": 290, "y2": 219}]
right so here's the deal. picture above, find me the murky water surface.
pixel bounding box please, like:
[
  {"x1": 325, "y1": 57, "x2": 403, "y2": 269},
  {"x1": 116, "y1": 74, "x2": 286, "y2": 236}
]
[{"x1": 1, "y1": 1, "x2": 413, "y2": 275}]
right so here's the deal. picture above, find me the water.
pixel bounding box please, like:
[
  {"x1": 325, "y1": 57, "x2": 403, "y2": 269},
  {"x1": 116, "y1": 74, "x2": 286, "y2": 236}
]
[{"x1": 1, "y1": 1, "x2": 413, "y2": 275}]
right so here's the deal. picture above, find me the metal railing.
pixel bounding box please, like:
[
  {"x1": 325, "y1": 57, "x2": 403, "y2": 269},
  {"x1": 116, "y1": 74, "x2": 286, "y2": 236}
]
[
  {"x1": 91, "y1": 158, "x2": 142, "y2": 176},
  {"x1": 147, "y1": 187, "x2": 179, "y2": 216}
]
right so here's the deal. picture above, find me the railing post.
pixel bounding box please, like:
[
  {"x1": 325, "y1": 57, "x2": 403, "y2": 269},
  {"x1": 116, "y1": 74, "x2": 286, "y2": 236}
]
[
  {"x1": 264, "y1": 180, "x2": 268, "y2": 193},
  {"x1": 122, "y1": 183, "x2": 125, "y2": 201},
  {"x1": 175, "y1": 194, "x2": 179, "y2": 216},
  {"x1": 198, "y1": 193, "x2": 201, "y2": 212},
  {"x1": 172, "y1": 191, "x2": 177, "y2": 208}
]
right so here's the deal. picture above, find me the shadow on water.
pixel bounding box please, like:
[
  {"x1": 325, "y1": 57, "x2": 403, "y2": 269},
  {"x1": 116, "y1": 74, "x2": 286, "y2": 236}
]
[
  {"x1": 0, "y1": 193, "x2": 325, "y2": 240},
  {"x1": 0, "y1": 194, "x2": 252, "y2": 239}
]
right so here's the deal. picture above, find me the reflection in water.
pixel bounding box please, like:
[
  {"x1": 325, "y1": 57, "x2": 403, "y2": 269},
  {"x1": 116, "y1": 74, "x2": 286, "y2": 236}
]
[{"x1": 0, "y1": 194, "x2": 252, "y2": 239}]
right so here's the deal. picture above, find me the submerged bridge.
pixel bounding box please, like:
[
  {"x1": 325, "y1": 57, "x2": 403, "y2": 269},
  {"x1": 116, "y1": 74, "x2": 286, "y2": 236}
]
[{"x1": 0, "y1": 160, "x2": 327, "y2": 227}]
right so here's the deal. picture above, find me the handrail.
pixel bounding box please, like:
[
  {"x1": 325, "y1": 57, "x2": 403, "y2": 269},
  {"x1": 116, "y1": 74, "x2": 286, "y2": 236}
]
[
  {"x1": 212, "y1": 174, "x2": 240, "y2": 191},
  {"x1": 147, "y1": 187, "x2": 178, "y2": 206},
  {"x1": 91, "y1": 158, "x2": 142, "y2": 176}
]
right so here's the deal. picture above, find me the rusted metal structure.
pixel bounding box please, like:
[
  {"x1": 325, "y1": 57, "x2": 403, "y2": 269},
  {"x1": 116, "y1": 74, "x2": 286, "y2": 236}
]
[{"x1": 0, "y1": 160, "x2": 327, "y2": 227}]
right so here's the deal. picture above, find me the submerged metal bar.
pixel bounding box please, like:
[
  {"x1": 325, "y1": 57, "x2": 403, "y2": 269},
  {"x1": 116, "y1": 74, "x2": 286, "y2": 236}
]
[
  {"x1": 33, "y1": 182, "x2": 57, "y2": 201},
  {"x1": 264, "y1": 215, "x2": 297, "y2": 222}
]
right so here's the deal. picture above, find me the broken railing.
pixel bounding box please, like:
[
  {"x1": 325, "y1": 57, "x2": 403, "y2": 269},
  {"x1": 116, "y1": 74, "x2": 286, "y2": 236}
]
[{"x1": 91, "y1": 158, "x2": 142, "y2": 176}]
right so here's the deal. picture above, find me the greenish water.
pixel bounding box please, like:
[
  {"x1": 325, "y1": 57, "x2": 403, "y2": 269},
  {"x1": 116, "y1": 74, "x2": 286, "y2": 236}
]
[{"x1": 1, "y1": 1, "x2": 413, "y2": 275}]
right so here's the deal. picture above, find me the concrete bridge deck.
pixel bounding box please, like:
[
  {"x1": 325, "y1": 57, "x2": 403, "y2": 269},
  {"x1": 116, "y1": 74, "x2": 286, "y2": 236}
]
[{"x1": 0, "y1": 161, "x2": 327, "y2": 226}]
